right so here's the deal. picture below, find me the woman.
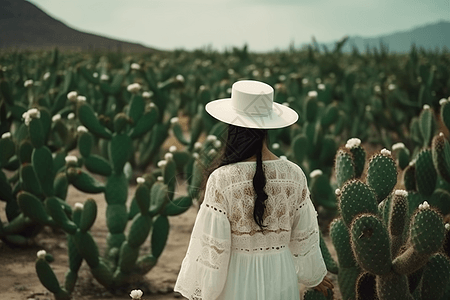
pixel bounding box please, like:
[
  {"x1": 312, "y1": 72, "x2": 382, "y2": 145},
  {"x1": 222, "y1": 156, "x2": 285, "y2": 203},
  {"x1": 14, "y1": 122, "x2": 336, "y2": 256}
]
[{"x1": 174, "y1": 80, "x2": 333, "y2": 299}]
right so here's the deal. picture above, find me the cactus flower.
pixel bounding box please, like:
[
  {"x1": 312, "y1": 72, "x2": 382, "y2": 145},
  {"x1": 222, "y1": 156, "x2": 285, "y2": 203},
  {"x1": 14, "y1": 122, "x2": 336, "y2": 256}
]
[
  {"x1": 279, "y1": 75, "x2": 287, "y2": 82},
  {"x1": 93, "y1": 72, "x2": 99, "y2": 78},
  {"x1": 310, "y1": 169, "x2": 323, "y2": 178},
  {"x1": 280, "y1": 155, "x2": 287, "y2": 160},
  {"x1": 77, "y1": 126, "x2": 88, "y2": 133},
  {"x1": 272, "y1": 143, "x2": 280, "y2": 149},
  {"x1": 74, "y1": 203, "x2": 84, "y2": 211},
  {"x1": 164, "y1": 153, "x2": 173, "y2": 160},
  {"x1": 77, "y1": 95, "x2": 87, "y2": 102},
  {"x1": 392, "y1": 142, "x2": 405, "y2": 151},
  {"x1": 380, "y1": 148, "x2": 391, "y2": 156},
  {"x1": 169, "y1": 145, "x2": 177, "y2": 152},
  {"x1": 43, "y1": 72, "x2": 51, "y2": 81},
  {"x1": 22, "y1": 108, "x2": 41, "y2": 126},
  {"x1": 67, "y1": 91, "x2": 78, "y2": 101},
  {"x1": 308, "y1": 91, "x2": 318, "y2": 98},
  {"x1": 395, "y1": 190, "x2": 408, "y2": 197},
  {"x1": 193, "y1": 152, "x2": 200, "y2": 159},
  {"x1": 302, "y1": 78, "x2": 309, "y2": 85},
  {"x1": 24, "y1": 79, "x2": 34, "y2": 88},
  {"x1": 176, "y1": 74, "x2": 185, "y2": 83},
  {"x1": 37, "y1": 250, "x2": 46, "y2": 259},
  {"x1": 374, "y1": 85, "x2": 381, "y2": 93},
  {"x1": 445, "y1": 223, "x2": 450, "y2": 230},
  {"x1": 208, "y1": 149, "x2": 217, "y2": 156},
  {"x1": 157, "y1": 176, "x2": 164, "y2": 181},
  {"x1": 227, "y1": 69, "x2": 235, "y2": 75},
  {"x1": 318, "y1": 83, "x2": 325, "y2": 90},
  {"x1": 206, "y1": 135, "x2": 217, "y2": 142},
  {"x1": 142, "y1": 91, "x2": 152, "y2": 98},
  {"x1": 194, "y1": 142, "x2": 202, "y2": 150},
  {"x1": 136, "y1": 177, "x2": 145, "y2": 184},
  {"x1": 388, "y1": 83, "x2": 396, "y2": 90},
  {"x1": 65, "y1": 156, "x2": 78, "y2": 164},
  {"x1": 423, "y1": 104, "x2": 430, "y2": 110},
  {"x1": 282, "y1": 102, "x2": 289, "y2": 107},
  {"x1": 418, "y1": 201, "x2": 430, "y2": 210},
  {"x1": 68, "y1": 113, "x2": 75, "y2": 120},
  {"x1": 130, "y1": 289, "x2": 143, "y2": 299},
  {"x1": 127, "y1": 83, "x2": 141, "y2": 93},
  {"x1": 439, "y1": 98, "x2": 448, "y2": 105},
  {"x1": 170, "y1": 117, "x2": 179, "y2": 124},
  {"x1": 52, "y1": 114, "x2": 61, "y2": 122},
  {"x1": 157, "y1": 160, "x2": 167, "y2": 168},
  {"x1": 131, "y1": 63, "x2": 140, "y2": 70},
  {"x1": 100, "y1": 74, "x2": 109, "y2": 81},
  {"x1": 345, "y1": 138, "x2": 361, "y2": 149},
  {"x1": 335, "y1": 188, "x2": 341, "y2": 196},
  {"x1": 214, "y1": 140, "x2": 222, "y2": 148},
  {"x1": 2, "y1": 132, "x2": 11, "y2": 139}
]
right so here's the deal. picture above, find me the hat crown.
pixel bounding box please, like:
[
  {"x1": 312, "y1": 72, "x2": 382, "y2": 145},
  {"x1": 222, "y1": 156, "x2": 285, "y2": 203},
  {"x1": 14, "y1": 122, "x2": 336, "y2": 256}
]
[{"x1": 231, "y1": 80, "x2": 274, "y2": 116}]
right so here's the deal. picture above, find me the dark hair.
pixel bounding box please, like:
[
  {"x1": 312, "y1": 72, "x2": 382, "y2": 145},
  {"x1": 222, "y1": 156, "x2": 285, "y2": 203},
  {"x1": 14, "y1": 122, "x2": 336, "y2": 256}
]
[{"x1": 200, "y1": 124, "x2": 269, "y2": 228}]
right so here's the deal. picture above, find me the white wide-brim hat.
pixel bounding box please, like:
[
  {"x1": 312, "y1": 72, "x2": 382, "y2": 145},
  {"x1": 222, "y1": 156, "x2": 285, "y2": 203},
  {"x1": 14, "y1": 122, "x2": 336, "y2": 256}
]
[{"x1": 205, "y1": 80, "x2": 299, "y2": 129}]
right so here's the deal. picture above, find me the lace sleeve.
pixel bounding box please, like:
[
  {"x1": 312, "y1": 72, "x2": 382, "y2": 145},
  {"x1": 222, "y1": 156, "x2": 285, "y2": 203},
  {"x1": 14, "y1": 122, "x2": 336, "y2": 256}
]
[
  {"x1": 174, "y1": 171, "x2": 231, "y2": 300},
  {"x1": 289, "y1": 187, "x2": 327, "y2": 287}
]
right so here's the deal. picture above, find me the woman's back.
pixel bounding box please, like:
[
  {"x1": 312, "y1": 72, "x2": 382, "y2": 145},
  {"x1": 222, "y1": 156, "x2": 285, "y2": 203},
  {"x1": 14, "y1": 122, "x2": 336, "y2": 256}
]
[{"x1": 175, "y1": 158, "x2": 327, "y2": 300}]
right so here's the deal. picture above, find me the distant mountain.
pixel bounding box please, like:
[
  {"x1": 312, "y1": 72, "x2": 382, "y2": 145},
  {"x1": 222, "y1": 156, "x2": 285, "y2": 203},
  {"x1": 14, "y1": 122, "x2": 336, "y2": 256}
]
[
  {"x1": 319, "y1": 20, "x2": 450, "y2": 53},
  {"x1": 0, "y1": 0, "x2": 155, "y2": 52}
]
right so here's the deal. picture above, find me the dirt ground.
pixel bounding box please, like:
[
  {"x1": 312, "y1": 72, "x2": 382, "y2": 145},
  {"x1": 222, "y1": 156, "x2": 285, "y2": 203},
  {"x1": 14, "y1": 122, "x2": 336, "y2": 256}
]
[{"x1": 0, "y1": 175, "x2": 341, "y2": 300}]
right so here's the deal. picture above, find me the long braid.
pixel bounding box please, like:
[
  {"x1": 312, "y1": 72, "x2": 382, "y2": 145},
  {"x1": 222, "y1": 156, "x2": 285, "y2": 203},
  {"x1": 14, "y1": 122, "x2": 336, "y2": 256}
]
[{"x1": 253, "y1": 137, "x2": 268, "y2": 228}]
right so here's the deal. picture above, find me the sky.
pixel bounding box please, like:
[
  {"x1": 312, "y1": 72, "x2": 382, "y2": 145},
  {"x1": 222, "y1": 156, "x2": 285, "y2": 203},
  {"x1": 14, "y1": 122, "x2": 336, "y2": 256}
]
[{"x1": 27, "y1": 0, "x2": 450, "y2": 52}]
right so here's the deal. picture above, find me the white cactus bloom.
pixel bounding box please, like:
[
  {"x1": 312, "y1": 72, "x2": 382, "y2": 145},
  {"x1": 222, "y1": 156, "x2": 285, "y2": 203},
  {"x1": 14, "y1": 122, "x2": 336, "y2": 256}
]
[
  {"x1": 136, "y1": 177, "x2": 145, "y2": 184},
  {"x1": 272, "y1": 143, "x2": 280, "y2": 149},
  {"x1": 77, "y1": 126, "x2": 88, "y2": 133},
  {"x1": 170, "y1": 117, "x2": 179, "y2": 124},
  {"x1": 214, "y1": 140, "x2": 222, "y2": 148},
  {"x1": 77, "y1": 95, "x2": 87, "y2": 102},
  {"x1": 43, "y1": 72, "x2": 51, "y2": 81},
  {"x1": 194, "y1": 142, "x2": 202, "y2": 150},
  {"x1": 164, "y1": 152, "x2": 173, "y2": 161},
  {"x1": 193, "y1": 152, "x2": 200, "y2": 159},
  {"x1": 130, "y1": 289, "x2": 143, "y2": 299},
  {"x1": 100, "y1": 74, "x2": 109, "y2": 81},
  {"x1": 74, "y1": 202, "x2": 84, "y2": 211},
  {"x1": 439, "y1": 98, "x2": 448, "y2": 105},
  {"x1": 419, "y1": 201, "x2": 430, "y2": 210},
  {"x1": 68, "y1": 113, "x2": 75, "y2": 120},
  {"x1": 423, "y1": 104, "x2": 430, "y2": 110},
  {"x1": 310, "y1": 169, "x2": 323, "y2": 178},
  {"x1": 157, "y1": 160, "x2": 167, "y2": 168},
  {"x1": 227, "y1": 69, "x2": 235, "y2": 75},
  {"x1": 318, "y1": 83, "x2": 325, "y2": 90},
  {"x1": 199, "y1": 85, "x2": 206, "y2": 92},
  {"x1": 392, "y1": 142, "x2": 405, "y2": 151},
  {"x1": 127, "y1": 83, "x2": 141, "y2": 93},
  {"x1": 345, "y1": 138, "x2": 361, "y2": 149},
  {"x1": 308, "y1": 91, "x2": 318, "y2": 98},
  {"x1": 176, "y1": 74, "x2": 185, "y2": 83},
  {"x1": 24, "y1": 79, "x2": 34, "y2": 88},
  {"x1": 280, "y1": 155, "x2": 287, "y2": 160},
  {"x1": 380, "y1": 148, "x2": 391, "y2": 156},
  {"x1": 67, "y1": 91, "x2": 78, "y2": 101},
  {"x1": 365, "y1": 105, "x2": 372, "y2": 112},
  {"x1": 131, "y1": 63, "x2": 141, "y2": 70},
  {"x1": 2, "y1": 132, "x2": 11, "y2": 139},
  {"x1": 208, "y1": 149, "x2": 217, "y2": 156},
  {"x1": 142, "y1": 91, "x2": 152, "y2": 98},
  {"x1": 22, "y1": 108, "x2": 41, "y2": 126},
  {"x1": 440, "y1": 132, "x2": 444, "y2": 137},
  {"x1": 169, "y1": 145, "x2": 177, "y2": 152},
  {"x1": 93, "y1": 72, "x2": 99, "y2": 78},
  {"x1": 335, "y1": 189, "x2": 341, "y2": 196},
  {"x1": 157, "y1": 176, "x2": 164, "y2": 182},
  {"x1": 302, "y1": 78, "x2": 309, "y2": 85},
  {"x1": 315, "y1": 78, "x2": 322, "y2": 84},
  {"x1": 388, "y1": 84, "x2": 396, "y2": 91},
  {"x1": 206, "y1": 135, "x2": 217, "y2": 142},
  {"x1": 264, "y1": 70, "x2": 271, "y2": 78},
  {"x1": 445, "y1": 223, "x2": 450, "y2": 230},
  {"x1": 394, "y1": 190, "x2": 408, "y2": 197},
  {"x1": 37, "y1": 250, "x2": 47, "y2": 259},
  {"x1": 52, "y1": 114, "x2": 61, "y2": 122},
  {"x1": 65, "y1": 156, "x2": 78, "y2": 164},
  {"x1": 374, "y1": 85, "x2": 381, "y2": 93},
  {"x1": 252, "y1": 70, "x2": 260, "y2": 77},
  {"x1": 279, "y1": 75, "x2": 287, "y2": 82}
]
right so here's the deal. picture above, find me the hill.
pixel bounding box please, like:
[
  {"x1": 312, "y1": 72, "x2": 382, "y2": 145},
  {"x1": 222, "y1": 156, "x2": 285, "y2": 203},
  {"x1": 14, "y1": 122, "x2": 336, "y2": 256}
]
[
  {"x1": 322, "y1": 20, "x2": 450, "y2": 53},
  {"x1": 0, "y1": 0, "x2": 155, "y2": 52}
]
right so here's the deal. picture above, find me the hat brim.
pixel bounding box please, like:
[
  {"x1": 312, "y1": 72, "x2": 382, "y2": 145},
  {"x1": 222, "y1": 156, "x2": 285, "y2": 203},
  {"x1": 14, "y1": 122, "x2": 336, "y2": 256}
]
[{"x1": 205, "y1": 98, "x2": 299, "y2": 129}]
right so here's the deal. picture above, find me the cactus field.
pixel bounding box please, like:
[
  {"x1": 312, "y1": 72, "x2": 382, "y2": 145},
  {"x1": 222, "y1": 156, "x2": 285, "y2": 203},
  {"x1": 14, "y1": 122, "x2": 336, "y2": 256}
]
[{"x1": 1, "y1": 43, "x2": 450, "y2": 299}]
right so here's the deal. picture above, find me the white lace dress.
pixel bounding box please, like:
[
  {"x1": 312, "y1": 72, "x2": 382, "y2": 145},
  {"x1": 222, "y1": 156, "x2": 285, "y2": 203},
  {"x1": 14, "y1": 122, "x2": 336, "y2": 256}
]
[{"x1": 174, "y1": 159, "x2": 327, "y2": 300}]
